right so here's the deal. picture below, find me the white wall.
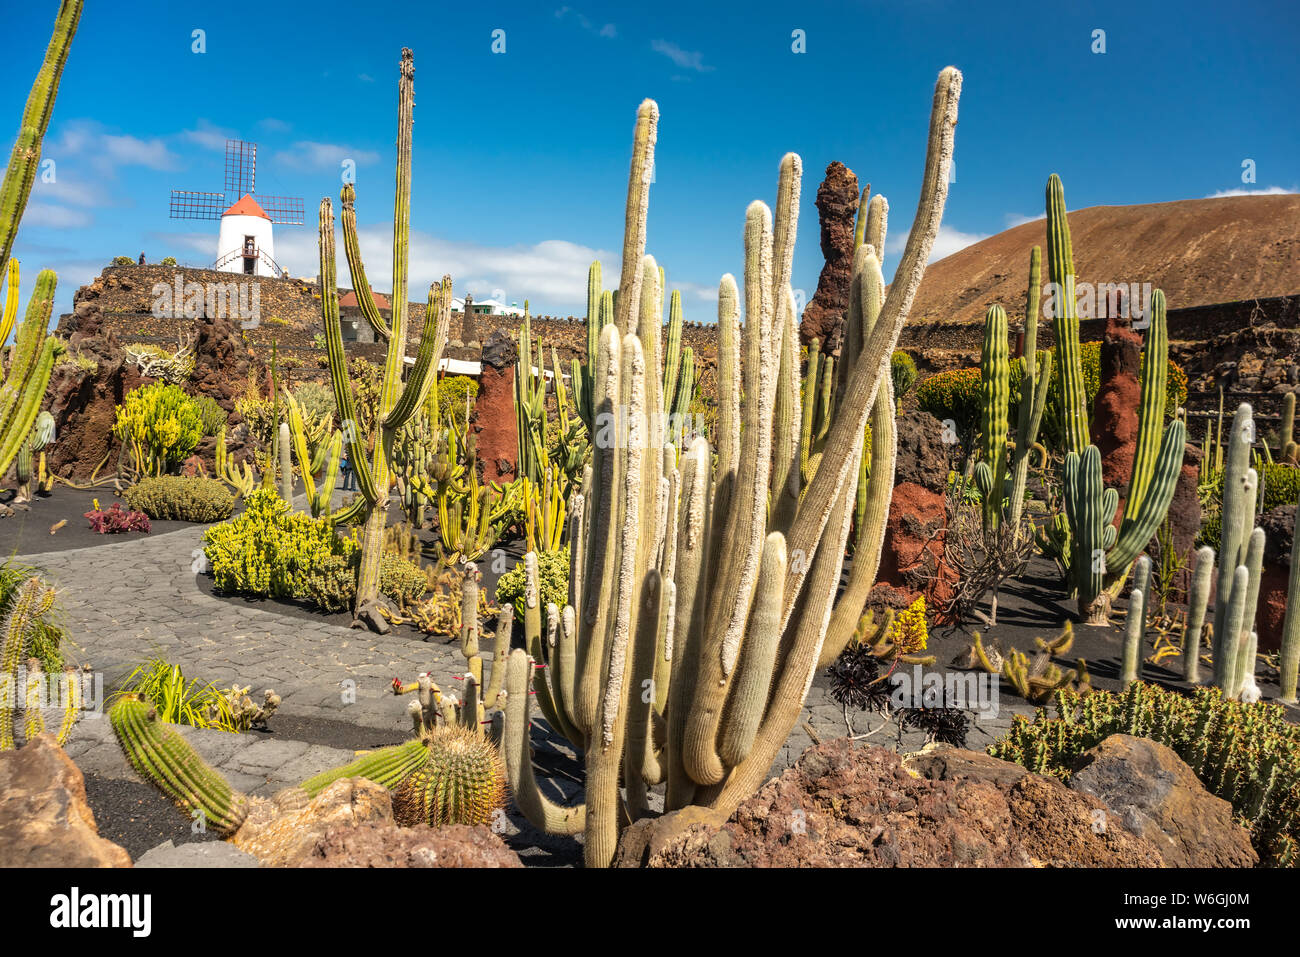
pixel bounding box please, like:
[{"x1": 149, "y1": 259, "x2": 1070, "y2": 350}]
[{"x1": 216, "y1": 214, "x2": 276, "y2": 277}]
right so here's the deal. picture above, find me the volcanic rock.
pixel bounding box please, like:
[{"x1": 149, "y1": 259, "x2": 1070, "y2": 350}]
[{"x1": 799, "y1": 162, "x2": 860, "y2": 352}]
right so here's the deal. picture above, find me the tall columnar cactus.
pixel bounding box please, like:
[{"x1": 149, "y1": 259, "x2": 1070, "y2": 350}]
[
  {"x1": 109, "y1": 696, "x2": 249, "y2": 835},
  {"x1": 1280, "y1": 484, "x2": 1300, "y2": 704},
  {"x1": 974, "y1": 304, "x2": 1010, "y2": 532},
  {"x1": 0, "y1": 0, "x2": 82, "y2": 277},
  {"x1": 503, "y1": 68, "x2": 961, "y2": 867},
  {"x1": 1061, "y1": 290, "x2": 1185, "y2": 623},
  {"x1": 1121, "y1": 555, "x2": 1150, "y2": 684},
  {"x1": 0, "y1": 266, "x2": 60, "y2": 478},
  {"x1": 284, "y1": 390, "x2": 342, "y2": 518},
  {"x1": 1183, "y1": 544, "x2": 1215, "y2": 684},
  {"x1": 1045, "y1": 173, "x2": 1090, "y2": 456},
  {"x1": 14, "y1": 409, "x2": 55, "y2": 503},
  {"x1": 317, "y1": 50, "x2": 451, "y2": 624},
  {"x1": 1006, "y1": 246, "x2": 1050, "y2": 530},
  {"x1": 0, "y1": 576, "x2": 58, "y2": 751}
]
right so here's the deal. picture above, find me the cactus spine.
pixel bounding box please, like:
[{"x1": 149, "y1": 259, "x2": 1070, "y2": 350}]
[
  {"x1": 109, "y1": 696, "x2": 248, "y2": 836},
  {"x1": 391, "y1": 724, "x2": 506, "y2": 827},
  {"x1": 317, "y1": 49, "x2": 450, "y2": 623},
  {"x1": 1006, "y1": 246, "x2": 1050, "y2": 530},
  {"x1": 503, "y1": 68, "x2": 961, "y2": 866}
]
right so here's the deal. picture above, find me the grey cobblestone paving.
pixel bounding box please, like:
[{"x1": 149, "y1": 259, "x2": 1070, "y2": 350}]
[{"x1": 29, "y1": 519, "x2": 1040, "y2": 808}]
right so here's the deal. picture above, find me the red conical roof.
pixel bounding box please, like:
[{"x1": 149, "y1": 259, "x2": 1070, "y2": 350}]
[{"x1": 222, "y1": 194, "x2": 270, "y2": 219}]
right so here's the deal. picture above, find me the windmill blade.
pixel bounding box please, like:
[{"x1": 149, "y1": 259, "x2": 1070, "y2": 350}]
[
  {"x1": 252, "y1": 194, "x2": 304, "y2": 225},
  {"x1": 169, "y1": 190, "x2": 226, "y2": 220},
  {"x1": 224, "y1": 139, "x2": 256, "y2": 196}
]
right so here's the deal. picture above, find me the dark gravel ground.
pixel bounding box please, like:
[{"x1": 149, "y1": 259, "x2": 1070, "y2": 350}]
[
  {"x1": 83, "y1": 774, "x2": 223, "y2": 860},
  {"x1": 0, "y1": 485, "x2": 194, "y2": 555}
]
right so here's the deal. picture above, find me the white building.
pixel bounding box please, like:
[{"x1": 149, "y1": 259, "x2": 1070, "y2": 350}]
[{"x1": 215, "y1": 194, "x2": 277, "y2": 277}]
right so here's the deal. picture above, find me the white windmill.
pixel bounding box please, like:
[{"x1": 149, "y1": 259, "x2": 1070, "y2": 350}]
[{"x1": 169, "y1": 139, "x2": 303, "y2": 278}]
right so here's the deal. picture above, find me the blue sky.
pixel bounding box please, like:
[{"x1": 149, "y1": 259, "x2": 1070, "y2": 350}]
[{"x1": 4, "y1": 0, "x2": 1298, "y2": 324}]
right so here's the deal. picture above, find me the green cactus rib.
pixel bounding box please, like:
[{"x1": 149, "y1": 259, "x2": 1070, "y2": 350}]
[
  {"x1": 1046, "y1": 174, "x2": 1090, "y2": 457},
  {"x1": 1213, "y1": 404, "x2": 1256, "y2": 660},
  {"x1": 0, "y1": 270, "x2": 59, "y2": 477},
  {"x1": 0, "y1": 0, "x2": 82, "y2": 275},
  {"x1": 299, "y1": 738, "x2": 427, "y2": 797},
  {"x1": 109, "y1": 697, "x2": 248, "y2": 836},
  {"x1": 1007, "y1": 246, "x2": 1048, "y2": 530},
  {"x1": 1104, "y1": 417, "x2": 1187, "y2": 577},
  {"x1": 976, "y1": 303, "x2": 1010, "y2": 532},
  {"x1": 1124, "y1": 289, "x2": 1170, "y2": 522},
  {"x1": 391, "y1": 725, "x2": 506, "y2": 828},
  {"x1": 338, "y1": 183, "x2": 391, "y2": 341},
  {"x1": 0, "y1": 577, "x2": 56, "y2": 750}
]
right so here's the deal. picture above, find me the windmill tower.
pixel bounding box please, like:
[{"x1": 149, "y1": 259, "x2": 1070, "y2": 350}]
[{"x1": 169, "y1": 139, "x2": 304, "y2": 278}]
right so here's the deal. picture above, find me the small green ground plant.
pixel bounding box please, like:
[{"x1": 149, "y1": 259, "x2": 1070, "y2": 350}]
[{"x1": 991, "y1": 681, "x2": 1300, "y2": 866}]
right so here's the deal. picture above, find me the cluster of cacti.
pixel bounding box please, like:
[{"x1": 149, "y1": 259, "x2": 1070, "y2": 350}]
[
  {"x1": 0, "y1": 576, "x2": 77, "y2": 750},
  {"x1": 974, "y1": 248, "x2": 1051, "y2": 540},
  {"x1": 1182, "y1": 403, "x2": 1266, "y2": 701},
  {"x1": 990, "y1": 681, "x2": 1300, "y2": 865},
  {"x1": 428, "y1": 426, "x2": 512, "y2": 566},
  {"x1": 0, "y1": 264, "x2": 61, "y2": 483},
  {"x1": 214, "y1": 426, "x2": 257, "y2": 496},
  {"x1": 113, "y1": 381, "x2": 204, "y2": 478},
  {"x1": 502, "y1": 68, "x2": 960, "y2": 866},
  {"x1": 108, "y1": 696, "x2": 249, "y2": 835},
  {"x1": 1039, "y1": 176, "x2": 1186, "y2": 623},
  {"x1": 113, "y1": 689, "x2": 506, "y2": 835},
  {"x1": 283, "y1": 390, "x2": 343, "y2": 518},
  {"x1": 801, "y1": 180, "x2": 896, "y2": 666},
  {"x1": 970, "y1": 624, "x2": 1090, "y2": 703},
  {"x1": 390, "y1": 412, "x2": 435, "y2": 526},
  {"x1": 1121, "y1": 555, "x2": 1151, "y2": 684},
  {"x1": 316, "y1": 50, "x2": 452, "y2": 625}
]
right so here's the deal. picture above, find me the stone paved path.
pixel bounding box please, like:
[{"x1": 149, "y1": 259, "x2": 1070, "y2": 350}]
[{"x1": 23, "y1": 515, "x2": 1038, "y2": 808}]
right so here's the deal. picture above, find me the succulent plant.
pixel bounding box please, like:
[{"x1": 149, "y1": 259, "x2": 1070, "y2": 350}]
[
  {"x1": 502, "y1": 67, "x2": 962, "y2": 867},
  {"x1": 391, "y1": 724, "x2": 507, "y2": 828}
]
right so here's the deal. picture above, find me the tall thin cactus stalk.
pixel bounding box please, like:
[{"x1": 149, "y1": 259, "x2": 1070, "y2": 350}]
[
  {"x1": 317, "y1": 49, "x2": 450, "y2": 624},
  {"x1": 503, "y1": 68, "x2": 962, "y2": 867},
  {"x1": 0, "y1": 0, "x2": 82, "y2": 277}
]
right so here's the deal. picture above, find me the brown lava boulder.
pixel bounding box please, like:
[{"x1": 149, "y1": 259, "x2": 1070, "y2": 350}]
[{"x1": 614, "y1": 739, "x2": 1162, "y2": 867}]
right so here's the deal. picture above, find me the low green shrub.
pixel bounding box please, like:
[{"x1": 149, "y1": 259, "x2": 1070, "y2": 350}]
[
  {"x1": 891, "y1": 351, "x2": 918, "y2": 401},
  {"x1": 124, "y1": 476, "x2": 235, "y2": 523},
  {"x1": 114, "y1": 381, "x2": 204, "y2": 475},
  {"x1": 191, "y1": 393, "x2": 227, "y2": 437},
  {"x1": 990, "y1": 682, "x2": 1300, "y2": 866},
  {"x1": 495, "y1": 546, "x2": 569, "y2": 620},
  {"x1": 203, "y1": 489, "x2": 359, "y2": 612},
  {"x1": 380, "y1": 554, "x2": 428, "y2": 609}
]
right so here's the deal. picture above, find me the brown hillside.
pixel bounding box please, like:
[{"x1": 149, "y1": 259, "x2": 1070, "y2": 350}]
[{"x1": 908, "y1": 194, "x2": 1300, "y2": 325}]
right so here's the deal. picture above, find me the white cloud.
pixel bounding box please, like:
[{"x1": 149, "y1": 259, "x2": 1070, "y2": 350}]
[
  {"x1": 275, "y1": 141, "x2": 382, "y2": 170},
  {"x1": 651, "y1": 39, "x2": 713, "y2": 72},
  {"x1": 1003, "y1": 212, "x2": 1044, "y2": 228},
  {"x1": 44, "y1": 120, "x2": 179, "y2": 175},
  {"x1": 180, "y1": 120, "x2": 238, "y2": 152},
  {"x1": 555, "y1": 7, "x2": 616, "y2": 38},
  {"x1": 23, "y1": 202, "x2": 91, "y2": 229},
  {"x1": 886, "y1": 223, "x2": 990, "y2": 262},
  {"x1": 272, "y1": 224, "x2": 614, "y2": 316},
  {"x1": 258, "y1": 117, "x2": 292, "y2": 133},
  {"x1": 1204, "y1": 185, "x2": 1297, "y2": 198}
]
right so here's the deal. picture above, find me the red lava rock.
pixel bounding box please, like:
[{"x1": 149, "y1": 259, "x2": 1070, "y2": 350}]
[
  {"x1": 614, "y1": 740, "x2": 1162, "y2": 868},
  {"x1": 474, "y1": 329, "x2": 519, "y2": 485},
  {"x1": 875, "y1": 481, "x2": 958, "y2": 620},
  {"x1": 1091, "y1": 311, "x2": 1143, "y2": 496},
  {"x1": 301, "y1": 821, "x2": 523, "y2": 868},
  {"x1": 1256, "y1": 504, "x2": 1294, "y2": 652},
  {"x1": 799, "y1": 161, "x2": 860, "y2": 353}
]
